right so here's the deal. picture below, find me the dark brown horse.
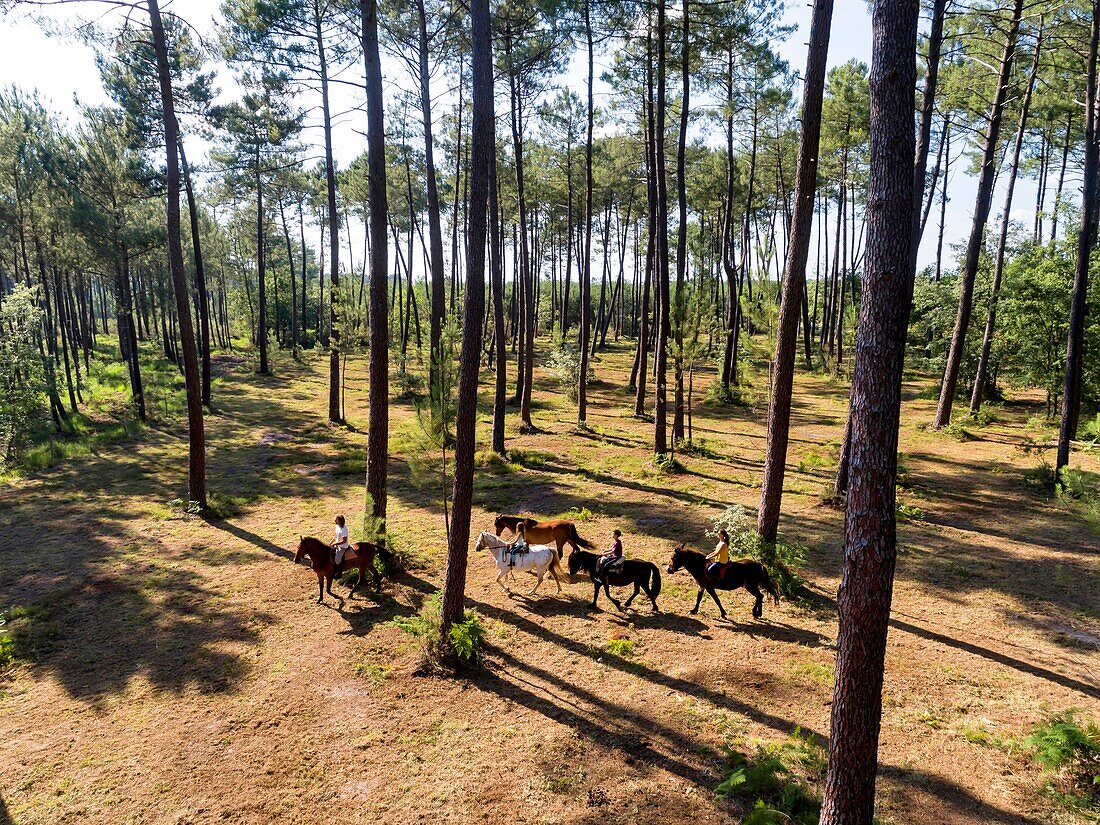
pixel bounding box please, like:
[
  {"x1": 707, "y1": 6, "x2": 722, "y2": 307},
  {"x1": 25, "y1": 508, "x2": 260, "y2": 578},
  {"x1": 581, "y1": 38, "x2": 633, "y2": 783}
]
[
  {"x1": 665, "y1": 544, "x2": 779, "y2": 619},
  {"x1": 294, "y1": 535, "x2": 390, "y2": 603},
  {"x1": 494, "y1": 514, "x2": 595, "y2": 558}
]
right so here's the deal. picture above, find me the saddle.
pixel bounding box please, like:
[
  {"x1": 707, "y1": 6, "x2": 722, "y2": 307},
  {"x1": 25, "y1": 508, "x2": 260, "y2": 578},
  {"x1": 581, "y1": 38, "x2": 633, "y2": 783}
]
[
  {"x1": 332, "y1": 545, "x2": 358, "y2": 573},
  {"x1": 508, "y1": 544, "x2": 530, "y2": 567},
  {"x1": 705, "y1": 561, "x2": 725, "y2": 584}
]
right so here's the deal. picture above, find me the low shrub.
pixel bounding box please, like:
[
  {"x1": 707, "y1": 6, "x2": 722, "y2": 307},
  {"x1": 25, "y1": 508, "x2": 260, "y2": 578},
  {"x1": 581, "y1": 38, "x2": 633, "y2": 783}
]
[
  {"x1": 1026, "y1": 710, "x2": 1100, "y2": 815},
  {"x1": 716, "y1": 729, "x2": 825, "y2": 824}
]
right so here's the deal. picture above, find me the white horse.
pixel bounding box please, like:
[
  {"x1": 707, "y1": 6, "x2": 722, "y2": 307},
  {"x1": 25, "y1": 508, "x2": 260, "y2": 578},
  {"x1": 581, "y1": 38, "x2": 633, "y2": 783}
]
[{"x1": 474, "y1": 531, "x2": 567, "y2": 596}]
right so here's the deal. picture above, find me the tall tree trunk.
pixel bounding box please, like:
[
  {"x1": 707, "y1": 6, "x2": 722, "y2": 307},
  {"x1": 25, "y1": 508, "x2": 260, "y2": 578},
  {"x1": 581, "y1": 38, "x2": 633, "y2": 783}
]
[
  {"x1": 633, "y1": 21, "x2": 656, "y2": 413},
  {"x1": 416, "y1": 0, "x2": 447, "y2": 406},
  {"x1": 671, "y1": 0, "x2": 690, "y2": 444},
  {"x1": 757, "y1": 0, "x2": 833, "y2": 543},
  {"x1": 440, "y1": 0, "x2": 491, "y2": 635},
  {"x1": 577, "y1": 0, "x2": 595, "y2": 427},
  {"x1": 1049, "y1": 110, "x2": 1073, "y2": 245},
  {"x1": 490, "y1": 144, "x2": 507, "y2": 455},
  {"x1": 256, "y1": 171, "x2": 268, "y2": 374},
  {"x1": 149, "y1": 0, "x2": 205, "y2": 507},
  {"x1": 819, "y1": 2, "x2": 918, "y2": 819},
  {"x1": 362, "y1": 0, "x2": 390, "y2": 522},
  {"x1": 1057, "y1": 4, "x2": 1100, "y2": 474},
  {"x1": 971, "y1": 18, "x2": 1043, "y2": 413},
  {"x1": 179, "y1": 141, "x2": 211, "y2": 406},
  {"x1": 314, "y1": 3, "x2": 342, "y2": 423},
  {"x1": 653, "y1": 0, "x2": 671, "y2": 455},
  {"x1": 933, "y1": 0, "x2": 1023, "y2": 429}
]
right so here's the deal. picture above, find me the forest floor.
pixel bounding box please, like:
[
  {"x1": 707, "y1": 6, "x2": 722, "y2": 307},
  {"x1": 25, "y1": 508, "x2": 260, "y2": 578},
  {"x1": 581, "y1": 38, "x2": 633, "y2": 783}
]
[{"x1": 0, "y1": 340, "x2": 1098, "y2": 825}]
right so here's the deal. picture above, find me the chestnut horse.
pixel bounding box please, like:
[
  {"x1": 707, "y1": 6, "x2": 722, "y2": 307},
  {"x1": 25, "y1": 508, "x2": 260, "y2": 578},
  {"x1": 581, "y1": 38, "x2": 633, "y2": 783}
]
[
  {"x1": 665, "y1": 544, "x2": 779, "y2": 619},
  {"x1": 294, "y1": 535, "x2": 390, "y2": 603},
  {"x1": 494, "y1": 514, "x2": 595, "y2": 558}
]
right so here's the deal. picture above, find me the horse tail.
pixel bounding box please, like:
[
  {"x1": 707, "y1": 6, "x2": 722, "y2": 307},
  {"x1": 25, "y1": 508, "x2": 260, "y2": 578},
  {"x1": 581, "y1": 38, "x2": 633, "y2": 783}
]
[
  {"x1": 549, "y1": 549, "x2": 566, "y2": 582},
  {"x1": 761, "y1": 565, "x2": 780, "y2": 606},
  {"x1": 570, "y1": 524, "x2": 595, "y2": 549},
  {"x1": 649, "y1": 563, "x2": 662, "y2": 598}
]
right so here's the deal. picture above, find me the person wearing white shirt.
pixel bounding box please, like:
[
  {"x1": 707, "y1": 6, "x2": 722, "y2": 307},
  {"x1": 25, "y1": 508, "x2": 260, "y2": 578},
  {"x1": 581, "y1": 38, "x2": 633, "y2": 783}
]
[{"x1": 330, "y1": 514, "x2": 351, "y2": 574}]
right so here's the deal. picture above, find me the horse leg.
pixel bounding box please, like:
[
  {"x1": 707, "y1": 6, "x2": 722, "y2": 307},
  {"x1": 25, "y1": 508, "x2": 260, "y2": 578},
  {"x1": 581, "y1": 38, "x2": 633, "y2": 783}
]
[
  {"x1": 347, "y1": 566, "x2": 360, "y2": 600},
  {"x1": 605, "y1": 581, "x2": 623, "y2": 612},
  {"x1": 316, "y1": 575, "x2": 324, "y2": 604},
  {"x1": 690, "y1": 587, "x2": 704, "y2": 615},
  {"x1": 747, "y1": 584, "x2": 764, "y2": 619},
  {"x1": 529, "y1": 568, "x2": 543, "y2": 596},
  {"x1": 326, "y1": 575, "x2": 341, "y2": 601},
  {"x1": 496, "y1": 567, "x2": 510, "y2": 593},
  {"x1": 590, "y1": 582, "x2": 601, "y2": 610},
  {"x1": 624, "y1": 583, "x2": 640, "y2": 608},
  {"x1": 707, "y1": 588, "x2": 727, "y2": 619}
]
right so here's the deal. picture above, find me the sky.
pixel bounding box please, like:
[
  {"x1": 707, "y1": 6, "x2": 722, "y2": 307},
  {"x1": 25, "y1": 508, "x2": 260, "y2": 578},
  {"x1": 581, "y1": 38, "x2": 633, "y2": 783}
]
[{"x1": 0, "y1": 1, "x2": 1056, "y2": 274}]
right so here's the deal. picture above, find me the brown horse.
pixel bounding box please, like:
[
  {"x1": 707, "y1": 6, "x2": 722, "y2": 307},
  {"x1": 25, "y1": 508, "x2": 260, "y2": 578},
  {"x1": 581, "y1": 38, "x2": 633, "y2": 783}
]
[
  {"x1": 665, "y1": 544, "x2": 779, "y2": 619},
  {"x1": 294, "y1": 535, "x2": 390, "y2": 603},
  {"x1": 494, "y1": 514, "x2": 595, "y2": 558}
]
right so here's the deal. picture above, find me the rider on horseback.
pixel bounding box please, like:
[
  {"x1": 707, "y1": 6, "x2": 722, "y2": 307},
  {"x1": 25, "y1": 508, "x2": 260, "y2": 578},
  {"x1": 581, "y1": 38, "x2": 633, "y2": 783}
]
[
  {"x1": 595, "y1": 529, "x2": 624, "y2": 581},
  {"x1": 506, "y1": 523, "x2": 529, "y2": 567},
  {"x1": 705, "y1": 528, "x2": 730, "y2": 581},
  {"x1": 330, "y1": 515, "x2": 350, "y2": 576}
]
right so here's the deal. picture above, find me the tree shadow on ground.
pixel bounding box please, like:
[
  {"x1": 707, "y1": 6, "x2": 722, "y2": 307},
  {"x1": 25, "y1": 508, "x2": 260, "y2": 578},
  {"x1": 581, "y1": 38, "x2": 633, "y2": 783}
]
[
  {"x1": 879, "y1": 764, "x2": 1043, "y2": 824},
  {"x1": 30, "y1": 556, "x2": 274, "y2": 705},
  {"x1": 468, "y1": 593, "x2": 829, "y2": 744}
]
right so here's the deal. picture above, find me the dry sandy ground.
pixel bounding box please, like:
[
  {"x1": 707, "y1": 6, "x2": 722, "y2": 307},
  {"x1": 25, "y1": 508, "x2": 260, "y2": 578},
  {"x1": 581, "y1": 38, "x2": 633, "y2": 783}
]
[{"x1": 1, "y1": 344, "x2": 1097, "y2": 824}]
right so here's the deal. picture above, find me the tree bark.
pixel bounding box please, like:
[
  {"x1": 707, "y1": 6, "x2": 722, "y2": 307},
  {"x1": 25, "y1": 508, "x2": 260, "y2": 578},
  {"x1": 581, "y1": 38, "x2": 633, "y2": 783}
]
[
  {"x1": 653, "y1": 0, "x2": 670, "y2": 455},
  {"x1": 149, "y1": 0, "x2": 206, "y2": 507},
  {"x1": 578, "y1": 0, "x2": 595, "y2": 427},
  {"x1": 971, "y1": 17, "x2": 1043, "y2": 413},
  {"x1": 362, "y1": 0, "x2": 390, "y2": 522},
  {"x1": 819, "y1": 3, "x2": 918, "y2": 819},
  {"x1": 440, "y1": 0, "x2": 492, "y2": 635},
  {"x1": 757, "y1": 0, "x2": 833, "y2": 543},
  {"x1": 1057, "y1": 4, "x2": 1100, "y2": 474},
  {"x1": 933, "y1": 0, "x2": 1023, "y2": 428},
  {"x1": 179, "y1": 140, "x2": 211, "y2": 406}
]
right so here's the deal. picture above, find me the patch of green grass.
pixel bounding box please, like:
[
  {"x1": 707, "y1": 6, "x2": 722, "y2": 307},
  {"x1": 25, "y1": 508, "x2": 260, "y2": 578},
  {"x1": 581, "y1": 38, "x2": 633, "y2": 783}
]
[
  {"x1": 787, "y1": 661, "x2": 834, "y2": 686},
  {"x1": 506, "y1": 448, "x2": 555, "y2": 469},
  {"x1": 333, "y1": 449, "x2": 368, "y2": 476},
  {"x1": 653, "y1": 452, "x2": 685, "y2": 474},
  {"x1": 716, "y1": 729, "x2": 825, "y2": 824},
  {"x1": 1025, "y1": 710, "x2": 1100, "y2": 815},
  {"x1": 603, "y1": 638, "x2": 637, "y2": 658},
  {"x1": 797, "y1": 451, "x2": 832, "y2": 472},
  {"x1": 474, "y1": 449, "x2": 517, "y2": 474},
  {"x1": 917, "y1": 710, "x2": 946, "y2": 730},
  {"x1": 940, "y1": 419, "x2": 974, "y2": 441},
  {"x1": 558, "y1": 506, "x2": 597, "y2": 522},
  {"x1": 0, "y1": 598, "x2": 62, "y2": 669}
]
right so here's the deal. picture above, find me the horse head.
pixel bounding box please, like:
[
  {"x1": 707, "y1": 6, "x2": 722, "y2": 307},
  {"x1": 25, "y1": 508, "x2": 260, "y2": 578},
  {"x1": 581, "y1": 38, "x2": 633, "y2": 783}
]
[
  {"x1": 474, "y1": 531, "x2": 488, "y2": 552},
  {"x1": 294, "y1": 535, "x2": 308, "y2": 565},
  {"x1": 567, "y1": 548, "x2": 587, "y2": 577},
  {"x1": 493, "y1": 515, "x2": 509, "y2": 535},
  {"x1": 665, "y1": 543, "x2": 687, "y2": 574}
]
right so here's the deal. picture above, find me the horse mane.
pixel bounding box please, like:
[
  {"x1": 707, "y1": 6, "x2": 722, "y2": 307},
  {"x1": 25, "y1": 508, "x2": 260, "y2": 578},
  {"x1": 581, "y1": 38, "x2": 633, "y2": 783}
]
[
  {"x1": 298, "y1": 535, "x2": 328, "y2": 552},
  {"x1": 674, "y1": 545, "x2": 705, "y2": 559}
]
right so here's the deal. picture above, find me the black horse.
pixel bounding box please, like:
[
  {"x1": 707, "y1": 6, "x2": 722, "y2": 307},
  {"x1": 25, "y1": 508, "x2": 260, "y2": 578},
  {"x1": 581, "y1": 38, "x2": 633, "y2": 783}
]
[
  {"x1": 568, "y1": 550, "x2": 662, "y2": 612},
  {"x1": 665, "y1": 544, "x2": 779, "y2": 619}
]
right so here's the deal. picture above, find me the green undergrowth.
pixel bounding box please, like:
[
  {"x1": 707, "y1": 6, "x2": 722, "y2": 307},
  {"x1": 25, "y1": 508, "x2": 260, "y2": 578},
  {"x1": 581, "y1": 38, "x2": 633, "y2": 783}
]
[
  {"x1": 716, "y1": 729, "x2": 825, "y2": 824},
  {"x1": 1026, "y1": 710, "x2": 1100, "y2": 816},
  {"x1": 0, "y1": 596, "x2": 63, "y2": 671},
  {"x1": 390, "y1": 593, "x2": 484, "y2": 668}
]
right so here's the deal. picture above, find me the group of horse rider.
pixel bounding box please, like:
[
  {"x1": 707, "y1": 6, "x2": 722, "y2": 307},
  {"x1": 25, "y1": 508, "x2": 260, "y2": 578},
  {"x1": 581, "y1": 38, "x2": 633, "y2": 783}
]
[{"x1": 325, "y1": 511, "x2": 734, "y2": 584}]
